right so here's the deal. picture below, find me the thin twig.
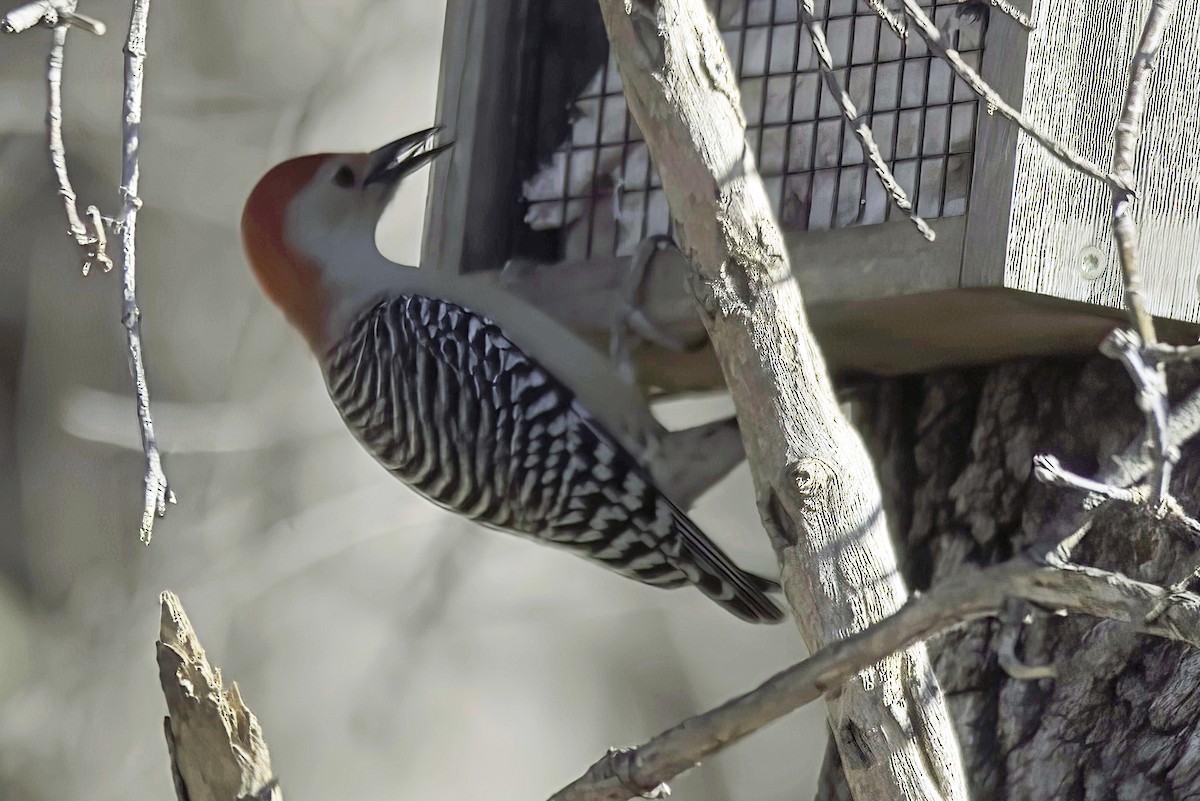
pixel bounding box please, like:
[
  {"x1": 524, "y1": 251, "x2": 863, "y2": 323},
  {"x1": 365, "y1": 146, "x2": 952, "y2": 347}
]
[
  {"x1": 6, "y1": 0, "x2": 174, "y2": 539},
  {"x1": 118, "y1": 0, "x2": 174, "y2": 542},
  {"x1": 1112, "y1": 0, "x2": 1177, "y2": 347},
  {"x1": 1100, "y1": 329, "x2": 1173, "y2": 505},
  {"x1": 1033, "y1": 332, "x2": 1173, "y2": 552},
  {"x1": 986, "y1": 0, "x2": 1034, "y2": 30},
  {"x1": 896, "y1": 0, "x2": 1121, "y2": 191},
  {"x1": 1035, "y1": 384, "x2": 1200, "y2": 561},
  {"x1": 1032, "y1": 453, "x2": 1144, "y2": 504},
  {"x1": 5, "y1": 0, "x2": 112, "y2": 273},
  {"x1": 1148, "y1": 342, "x2": 1200, "y2": 363},
  {"x1": 1097, "y1": 383, "x2": 1200, "y2": 497},
  {"x1": 2, "y1": 0, "x2": 103, "y2": 34},
  {"x1": 2, "y1": 0, "x2": 59, "y2": 31},
  {"x1": 45, "y1": 24, "x2": 87, "y2": 243},
  {"x1": 1096, "y1": 0, "x2": 1181, "y2": 515},
  {"x1": 859, "y1": 0, "x2": 907, "y2": 39},
  {"x1": 548, "y1": 552, "x2": 1200, "y2": 801},
  {"x1": 799, "y1": 0, "x2": 933, "y2": 240}
]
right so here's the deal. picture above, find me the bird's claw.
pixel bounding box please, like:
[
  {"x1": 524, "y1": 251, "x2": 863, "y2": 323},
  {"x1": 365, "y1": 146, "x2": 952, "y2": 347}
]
[{"x1": 610, "y1": 235, "x2": 688, "y2": 384}]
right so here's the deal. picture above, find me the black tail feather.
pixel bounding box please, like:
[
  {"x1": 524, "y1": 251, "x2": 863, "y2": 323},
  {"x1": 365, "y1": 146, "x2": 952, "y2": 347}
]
[{"x1": 668, "y1": 505, "x2": 785, "y2": 624}]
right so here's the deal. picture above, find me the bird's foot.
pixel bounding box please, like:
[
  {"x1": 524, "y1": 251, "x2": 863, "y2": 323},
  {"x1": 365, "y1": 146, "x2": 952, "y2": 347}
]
[{"x1": 610, "y1": 234, "x2": 690, "y2": 384}]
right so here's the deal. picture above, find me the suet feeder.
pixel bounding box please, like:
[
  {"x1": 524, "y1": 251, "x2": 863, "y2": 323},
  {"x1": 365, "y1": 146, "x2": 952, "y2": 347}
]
[{"x1": 421, "y1": 0, "x2": 1200, "y2": 382}]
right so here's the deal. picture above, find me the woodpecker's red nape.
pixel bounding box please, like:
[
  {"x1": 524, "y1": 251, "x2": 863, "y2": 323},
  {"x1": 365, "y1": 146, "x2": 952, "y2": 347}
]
[{"x1": 242, "y1": 154, "x2": 331, "y2": 350}]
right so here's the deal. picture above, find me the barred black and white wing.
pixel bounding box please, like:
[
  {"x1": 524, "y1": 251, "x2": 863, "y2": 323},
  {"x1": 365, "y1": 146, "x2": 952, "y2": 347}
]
[{"x1": 324, "y1": 295, "x2": 782, "y2": 623}]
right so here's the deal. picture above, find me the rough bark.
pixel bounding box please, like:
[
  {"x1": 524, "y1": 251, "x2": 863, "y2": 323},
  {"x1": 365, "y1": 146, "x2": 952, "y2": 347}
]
[
  {"x1": 157, "y1": 591, "x2": 281, "y2": 801},
  {"x1": 853, "y1": 356, "x2": 1200, "y2": 800},
  {"x1": 597, "y1": 2, "x2": 967, "y2": 799}
]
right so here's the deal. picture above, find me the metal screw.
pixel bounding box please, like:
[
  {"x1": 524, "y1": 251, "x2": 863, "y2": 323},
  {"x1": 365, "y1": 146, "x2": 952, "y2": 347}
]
[{"x1": 1079, "y1": 245, "x2": 1105, "y2": 281}]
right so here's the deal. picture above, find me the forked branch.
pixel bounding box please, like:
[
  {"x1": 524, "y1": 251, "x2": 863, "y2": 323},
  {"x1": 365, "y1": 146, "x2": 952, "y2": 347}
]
[
  {"x1": 549, "y1": 552, "x2": 1200, "y2": 801},
  {"x1": 3, "y1": 0, "x2": 174, "y2": 541}
]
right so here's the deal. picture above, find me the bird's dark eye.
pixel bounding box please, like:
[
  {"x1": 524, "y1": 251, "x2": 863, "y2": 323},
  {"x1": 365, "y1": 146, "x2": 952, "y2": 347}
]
[{"x1": 332, "y1": 165, "x2": 356, "y2": 188}]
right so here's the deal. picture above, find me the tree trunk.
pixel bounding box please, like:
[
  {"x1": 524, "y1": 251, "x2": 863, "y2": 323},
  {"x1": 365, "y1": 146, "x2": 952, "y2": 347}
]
[{"x1": 821, "y1": 355, "x2": 1200, "y2": 800}]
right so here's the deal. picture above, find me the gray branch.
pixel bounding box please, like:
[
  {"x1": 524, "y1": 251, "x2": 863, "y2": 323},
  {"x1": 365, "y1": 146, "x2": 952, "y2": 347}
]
[
  {"x1": 1029, "y1": 3, "x2": 1181, "y2": 517},
  {"x1": 1099, "y1": 329, "x2": 1173, "y2": 504},
  {"x1": 548, "y1": 552, "x2": 1200, "y2": 801},
  {"x1": 859, "y1": 0, "x2": 907, "y2": 43},
  {"x1": 988, "y1": 0, "x2": 1034, "y2": 29},
  {"x1": 798, "y1": 0, "x2": 933, "y2": 241},
  {"x1": 1149, "y1": 342, "x2": 1200, "y2": 362},
  {"x1": 1032, "y1": 453, "x2": 1143, "y2": 504},
  {"x1": 596, "y1": 1, "x2": 968, "y2": 799},
  {"x1": 1112, "y1": 0, "x2": 1177, "y2": 347},
  {"x1": 3, "y1": 0, "x2": 111, "y2": 273},
  {"x1": 895, "y1": 0, "x2": 1120, "y2": 190},
  {"x1": 1106, "y1": 1, "x2": 1178, "y2": 508},
  {"x1": 4, "y1": 0, "x2": 174, "y2": 541},
  {"x1": 2, "y1": 0, "x2": 104, "y2": 34},
  {"x1": 117, "y1": 0, "x2": 174, "y2": 542}
]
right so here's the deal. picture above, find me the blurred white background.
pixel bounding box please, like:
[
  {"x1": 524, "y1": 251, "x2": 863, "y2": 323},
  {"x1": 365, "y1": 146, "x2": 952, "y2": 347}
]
[{"x1": 0, "y1": 1, "x2": 826, "y2": 798}]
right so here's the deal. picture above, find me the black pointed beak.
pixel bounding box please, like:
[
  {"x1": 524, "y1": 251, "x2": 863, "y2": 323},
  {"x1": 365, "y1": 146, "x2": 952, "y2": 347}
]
[{"x1": 364, "y1": 127, "x2": 452, "y2": 187}]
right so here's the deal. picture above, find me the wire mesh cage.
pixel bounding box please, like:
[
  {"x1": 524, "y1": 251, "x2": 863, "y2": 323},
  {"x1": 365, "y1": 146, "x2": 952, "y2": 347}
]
[
  {"x1": 516, "y1": 0, "x2": 985, "y2": 262},
  {"x1": 425, "y1": 0, "x2": 1200, "y2": 375}
]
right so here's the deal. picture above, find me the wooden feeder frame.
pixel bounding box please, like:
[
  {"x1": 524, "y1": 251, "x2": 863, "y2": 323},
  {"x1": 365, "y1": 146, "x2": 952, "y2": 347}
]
[{"x1": 421, "y1": 0, "x2": 1200, "y2": 385}]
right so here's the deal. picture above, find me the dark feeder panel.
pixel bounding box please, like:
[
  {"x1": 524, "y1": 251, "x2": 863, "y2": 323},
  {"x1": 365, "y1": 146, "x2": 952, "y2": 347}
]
[{"x1": 422, "y1": 0, "x2": 1200, "y2": 380}]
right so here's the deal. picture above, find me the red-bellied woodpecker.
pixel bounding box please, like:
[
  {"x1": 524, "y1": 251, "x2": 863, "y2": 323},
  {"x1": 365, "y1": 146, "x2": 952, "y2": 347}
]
[{"x1": 241, "y1": 128, "x2": 783, "y2": 623}]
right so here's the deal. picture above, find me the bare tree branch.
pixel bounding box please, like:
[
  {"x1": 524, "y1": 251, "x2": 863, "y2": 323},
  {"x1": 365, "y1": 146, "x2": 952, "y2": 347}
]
[
  {"x1": 158, "y1": 591, "x2": 282, "y2": 801},
  {"x1": 1094, "y1": 382, "x2": 1200, "y2": 497},
  {"x1": 1099, "y1": 329, "x2": 1173, "y2": 504},
  {"x1": 987, "y1": 0, "x2": 1034, "y2": 30},
  {"x1": 1112, "y1": 0, "x2": 1177, "y2": 347},
  {"x1": 3, "y1": 0, "x2": 111, "y2": 272},
  {"x1": 47, "y1": 21, "x2": 113, "y2": 275},
  {"x1": 1148, "y1": 342, "x2": 1200, "y2": 363},
  {"x1": 1034, "y1": 383, "x2": 1200, "y2": 562},
  {"x1": 896, "y1": 0, "x2": 1120, "y2": 190},
  {"x1": 798, "y1": 0, "x2": 933, "y2": 241},
  {"x1": 1028, "y1": 2, "x2": 1182, "y2": 523},
  {"x1": 548, "y1": 552, "x2": 1200, "y2": 801},
  {"x1": 995, "y1": 601, "x2": 1057, "y2": 681},
  {"x1": 2, "y1": 0, "x2": 103, "y2": 34},
  {"x1": 1102, "y1": 0, "x2": 1179, "y2": 509},
  {"x1": 117, "y1": 0, "x2": 174, "y2": 542},
  {"x1": 4, "y1": 0, "x2": 174, "y2": 540},
  {"x1": 860, "y1": 0, "x2": 906, "y2": 41},
  {"x1": 596, "y1": 1, "x2": 968, "y2": 799},
  {"x1": 1032, "y1": 453, "x2": 1144, "y2": 504}
]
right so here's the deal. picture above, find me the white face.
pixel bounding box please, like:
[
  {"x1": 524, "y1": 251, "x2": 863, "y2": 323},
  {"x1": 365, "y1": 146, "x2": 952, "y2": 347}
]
[
  {"x1": 284, "y1": 154, "x2": 395, "y2": 268},
  {"x1": 280, "y1": 153, "x2": 421, "y2": 340}
]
